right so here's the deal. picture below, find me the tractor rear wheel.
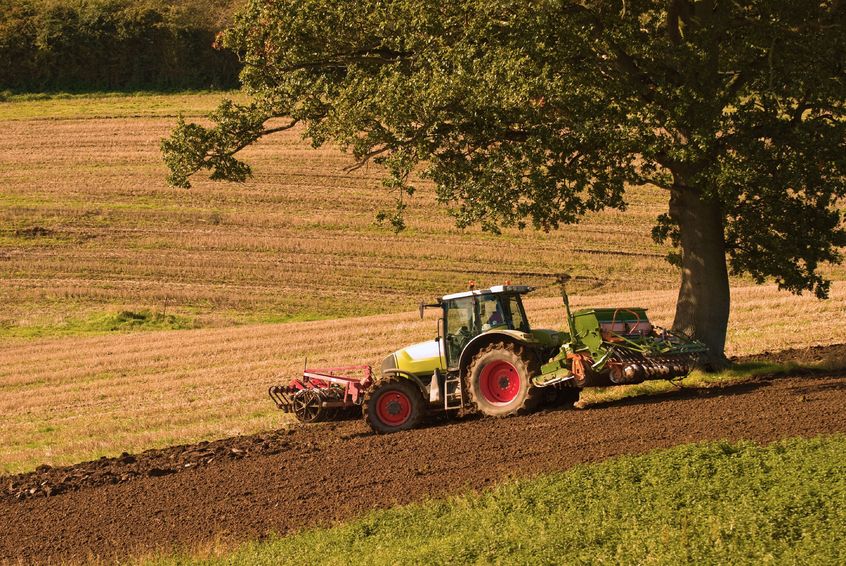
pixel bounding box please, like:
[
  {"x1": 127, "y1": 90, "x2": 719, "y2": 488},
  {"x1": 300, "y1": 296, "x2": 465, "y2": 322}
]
[
  {"x1": 364, "y1": 377, "x2": 426, "y2": 434},
  {"x1": 467, "y1": 342, "x2": 541, "y2": 417}
]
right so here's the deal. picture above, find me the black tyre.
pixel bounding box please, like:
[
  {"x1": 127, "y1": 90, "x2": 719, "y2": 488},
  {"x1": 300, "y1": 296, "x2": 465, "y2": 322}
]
[
  {"x1": 467, "y1": 342, "x2": 541, "y2": 417},
  {"x1": 364, "y1": 376, "x2": 426, "y2": 434}
]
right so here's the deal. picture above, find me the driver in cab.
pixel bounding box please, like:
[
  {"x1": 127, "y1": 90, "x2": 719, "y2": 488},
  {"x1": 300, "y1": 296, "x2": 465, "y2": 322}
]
[{"x1": 482, "y1": 304, "x2": 505, "y2": 331}]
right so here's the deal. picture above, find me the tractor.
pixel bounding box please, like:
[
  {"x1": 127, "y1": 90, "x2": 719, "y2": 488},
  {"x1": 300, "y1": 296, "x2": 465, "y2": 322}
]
[{"x1": 269, "y1": 277, "x2": 708, "y2": 433}]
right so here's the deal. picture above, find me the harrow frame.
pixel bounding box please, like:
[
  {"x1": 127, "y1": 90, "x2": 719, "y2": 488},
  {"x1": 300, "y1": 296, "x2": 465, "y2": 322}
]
[{"x1": 268, "y1": 365, "x2": 373, "y2": 423}]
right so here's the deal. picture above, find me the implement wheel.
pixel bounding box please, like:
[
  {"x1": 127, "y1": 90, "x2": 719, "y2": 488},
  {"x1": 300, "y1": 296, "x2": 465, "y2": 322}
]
[
  {"x1": 364, "y1": 377, "x2": 425, "y2": 434},
  {"x1": 292, "y1": 389, "x2": 324, "y2": 423},
  {"x1": 467, "y1": 342, "x2": 541, "y2": 417}
]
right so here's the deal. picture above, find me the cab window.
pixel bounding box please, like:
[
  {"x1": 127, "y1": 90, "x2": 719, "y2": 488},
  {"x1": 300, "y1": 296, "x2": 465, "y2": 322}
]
[
  {"x1": 445, "y1": 297, "x2": 474, "y2": 363},
  {"x1": 504, "y1": 295, "x2": 529, "y2": 332},
  {"x1": 479, "y1": 294, "x2": 506, "y2": 330}
]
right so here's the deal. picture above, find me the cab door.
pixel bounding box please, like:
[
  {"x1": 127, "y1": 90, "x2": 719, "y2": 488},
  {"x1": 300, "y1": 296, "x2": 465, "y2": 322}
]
[{"x1": 443, "y1": 297, "x2": 477, "y2": 370}]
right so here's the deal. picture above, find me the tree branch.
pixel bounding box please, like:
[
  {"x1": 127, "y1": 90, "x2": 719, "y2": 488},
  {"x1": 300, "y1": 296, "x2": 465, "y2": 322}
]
[
  {"x1": 262, "y1": 119, "x2": 301, "y2": 137},
  {"x1": 561, "y1": 2, "x2": 659, "y2": 106},
  {"x1": 218, "y1": 118, "x2": 299, "y2": 160},
  {"x1": 666, "y1": 0, "x2": 692, "y2": 45},
  {"x1": 343, "y1": 145, "x2": 391, "y2": 172},
  {"x1": 636, "y1": 173, "x2": 674, "y2": 191}
]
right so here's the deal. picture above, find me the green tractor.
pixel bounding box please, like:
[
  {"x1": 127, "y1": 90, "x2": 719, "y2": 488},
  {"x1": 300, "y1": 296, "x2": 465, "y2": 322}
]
[
  {"x1": 363, "y1": 278, "x2": 708, "y2": 433},
  {"x1": 270, "y1": 278, "x2": 708, "y2": 433}
]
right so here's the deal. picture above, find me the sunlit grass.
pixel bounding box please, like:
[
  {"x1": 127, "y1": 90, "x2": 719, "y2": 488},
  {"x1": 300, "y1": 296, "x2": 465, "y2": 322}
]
[
  {"x1": 0, "y1": 90, "x2": 242, "y2": 120},
  {"x1": 0, "y1": 309, "x2": 198, "y2": 338}
]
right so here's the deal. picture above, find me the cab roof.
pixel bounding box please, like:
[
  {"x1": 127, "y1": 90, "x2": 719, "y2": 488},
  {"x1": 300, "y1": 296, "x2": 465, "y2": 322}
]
[{"x1": 441, "y1": 285, "x2": 534, "y2": 301}]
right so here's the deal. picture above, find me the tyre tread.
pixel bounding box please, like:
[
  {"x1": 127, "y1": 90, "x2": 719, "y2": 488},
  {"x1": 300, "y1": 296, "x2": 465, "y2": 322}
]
[{"x1": 466, "y1": 341, "x2": 542, "y2": 417}]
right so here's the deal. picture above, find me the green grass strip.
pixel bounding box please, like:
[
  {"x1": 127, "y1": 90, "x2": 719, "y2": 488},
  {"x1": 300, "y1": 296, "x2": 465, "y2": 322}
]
[
  {"x1": 0, "y1": 309, "x2": 197, "y2": 339},
  {"x1": 154, "y1": 435, "x2": 846, "y2": 565}
]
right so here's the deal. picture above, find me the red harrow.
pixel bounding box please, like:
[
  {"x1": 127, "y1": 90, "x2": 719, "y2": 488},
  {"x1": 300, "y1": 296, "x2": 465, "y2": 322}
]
[{"x1": 268, "y1": 365, "x2": 373, "y2": 423}]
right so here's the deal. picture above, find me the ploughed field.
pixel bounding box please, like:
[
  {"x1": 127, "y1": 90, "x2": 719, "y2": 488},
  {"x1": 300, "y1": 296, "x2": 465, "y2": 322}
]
[{"x1": 1, "y1": 347, "x2": 845, "y2": 563}]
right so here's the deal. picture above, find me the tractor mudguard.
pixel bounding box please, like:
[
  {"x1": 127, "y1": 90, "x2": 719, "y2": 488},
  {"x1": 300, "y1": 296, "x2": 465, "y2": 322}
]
[
  {"x1": 457, "y1": 329, "x2": 537, "y2": 377},
  {"x1": 381, "y1": 368, "x2": 430, "y2": 397}
]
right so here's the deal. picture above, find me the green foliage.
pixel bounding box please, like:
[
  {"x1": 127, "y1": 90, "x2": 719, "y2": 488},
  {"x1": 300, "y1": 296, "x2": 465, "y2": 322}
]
[
  {"x1": 94, "y1": 309, "x2": 195, "y2": 332},
  {"x1": 162, "y1": 100, "x2": 275, "y2": 188},
  {"x1": 153, "y1": 436, "x2": 846, "y2": 565},
  {"x1": 164, "y1": 0, "x2": 846, "y2": 302},
  {"x1": 0, "y1": 0, "x2": 240, "y2": 92}
]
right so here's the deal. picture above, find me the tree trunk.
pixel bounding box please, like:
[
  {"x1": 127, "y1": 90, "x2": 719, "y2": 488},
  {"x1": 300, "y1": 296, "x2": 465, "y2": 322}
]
[{"x1": 669, "y1": 181, "x2": 731, "y2": 369}]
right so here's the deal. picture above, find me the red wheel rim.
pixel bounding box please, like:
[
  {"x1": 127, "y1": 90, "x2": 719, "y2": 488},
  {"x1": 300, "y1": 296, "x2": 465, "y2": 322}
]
[
  {"x1": 479, "y1": 360, "x2": 521, "y2": 405},
  {"x1": 375, "y1": 390, "x2": 412, "y2": 426}
]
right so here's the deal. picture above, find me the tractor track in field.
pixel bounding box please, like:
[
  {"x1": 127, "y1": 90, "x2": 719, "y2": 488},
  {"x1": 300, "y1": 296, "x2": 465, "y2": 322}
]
[{"x1": 2, "y1": 344, "x2": 846, "y2": 564}]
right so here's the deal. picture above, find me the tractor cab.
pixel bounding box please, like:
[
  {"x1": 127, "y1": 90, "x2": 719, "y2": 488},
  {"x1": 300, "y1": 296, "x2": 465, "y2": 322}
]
[{"x1": 440, "y1": 285, "x2": 533, "y2": 368}]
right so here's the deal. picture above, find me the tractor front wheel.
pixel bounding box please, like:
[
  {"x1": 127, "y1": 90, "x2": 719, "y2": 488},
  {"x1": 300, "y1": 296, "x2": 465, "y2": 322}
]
[
  {"x1": 467, "y1": 342, "x2": 541, "y2": 417},
  {"x1": 364, "y1": 377, "x2": 425, "y2": 434}
]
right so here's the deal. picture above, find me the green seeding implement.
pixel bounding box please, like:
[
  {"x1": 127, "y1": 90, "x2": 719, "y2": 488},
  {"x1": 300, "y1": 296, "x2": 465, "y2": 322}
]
[{"x1": 270, "y1": 276, "x2": 708, "y2": 433}]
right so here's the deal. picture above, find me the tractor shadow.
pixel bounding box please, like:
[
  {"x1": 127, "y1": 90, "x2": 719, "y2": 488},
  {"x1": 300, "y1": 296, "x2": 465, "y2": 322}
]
[
  {"x1": 336, "y1": 369, "x2": 846, "y2": 439},
  {"x1": 787, "y1": 374, "x2": 846, "y2": 395}
]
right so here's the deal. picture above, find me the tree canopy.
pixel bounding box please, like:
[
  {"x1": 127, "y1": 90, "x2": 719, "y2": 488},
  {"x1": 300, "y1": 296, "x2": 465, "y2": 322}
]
[{"x1": 163, "y1": 0, "x2": 846, "y2": 364}]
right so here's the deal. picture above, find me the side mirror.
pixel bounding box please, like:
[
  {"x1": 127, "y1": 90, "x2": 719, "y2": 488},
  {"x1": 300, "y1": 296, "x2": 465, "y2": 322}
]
[{"x1": 419, "y1": 301, "x2": 441, "y2": 319}]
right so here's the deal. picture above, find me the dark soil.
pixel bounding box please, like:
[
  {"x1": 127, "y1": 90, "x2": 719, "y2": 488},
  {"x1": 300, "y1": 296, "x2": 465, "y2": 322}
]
[
  {"x1": 1, "y1": 432, "x2": 297, "y2": 503},
  {"x1": 2, "y1": 350, "x2": 845, "y2": 564}
]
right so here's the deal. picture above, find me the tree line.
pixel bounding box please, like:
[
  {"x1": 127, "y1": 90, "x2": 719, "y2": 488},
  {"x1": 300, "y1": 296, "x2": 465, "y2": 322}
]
[{"x1": 0, "y1": 0, "x2": 240, "y2": 92}]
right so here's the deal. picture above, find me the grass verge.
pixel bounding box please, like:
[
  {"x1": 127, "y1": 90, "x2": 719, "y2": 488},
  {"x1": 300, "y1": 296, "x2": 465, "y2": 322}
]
[
  {"x1": 0, "y1": 309, "x2": 197, "y2": 339},
  {"x1": 150, "y1": 435, "x2": 846, "y2": 565}
]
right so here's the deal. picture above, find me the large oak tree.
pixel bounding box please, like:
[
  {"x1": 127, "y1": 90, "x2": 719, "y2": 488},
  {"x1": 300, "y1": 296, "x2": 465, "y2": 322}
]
[{"x1": 163, "y1": 0, "x2": 846, "y2": 366}]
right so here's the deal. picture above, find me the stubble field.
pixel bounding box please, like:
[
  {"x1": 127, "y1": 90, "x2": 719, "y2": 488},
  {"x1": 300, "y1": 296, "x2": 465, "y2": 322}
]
[
  {"x1": 1, "y1": 92, "x2": 845, "y2": 475},
  {"x1": 9, "y1": 92, "x2": 834, "y2": 335}
]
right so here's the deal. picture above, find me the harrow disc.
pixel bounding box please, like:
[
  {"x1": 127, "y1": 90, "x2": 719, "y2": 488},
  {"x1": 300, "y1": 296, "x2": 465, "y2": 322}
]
[{"x1": 291, "y1": 389, "x2": 324, "y2": 423}]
